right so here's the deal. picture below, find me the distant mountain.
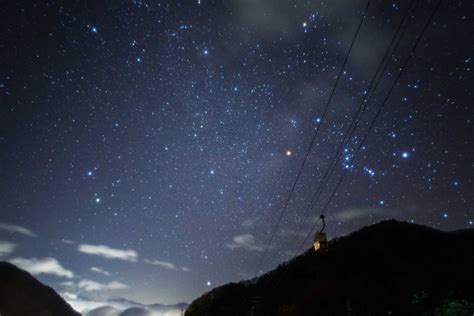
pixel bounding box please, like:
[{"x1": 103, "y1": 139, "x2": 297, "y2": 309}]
[
  {"x1": 186, "y1": 220, "x2": 474, "y2": 316},
  {"x1": 0, "y1": 261, "x2": 80, "y2": 316},
  {"x1": 84, "y1": 297, "x2": 188, "y2": 316},
  {"x1": 85, "y1": 305, "x2": 119, "y2": 316}
]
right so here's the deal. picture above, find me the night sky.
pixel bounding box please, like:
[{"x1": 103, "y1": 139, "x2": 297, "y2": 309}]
[{"x1": 0, "y1": 0, "x2": 472, "y2": 311}]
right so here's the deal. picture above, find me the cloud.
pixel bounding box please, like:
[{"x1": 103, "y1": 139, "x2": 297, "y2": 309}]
[
  {"x1": 144, "y1": 259, "x2": 190, "y2": 272},
  {"x1": 90, "y1": 267, "x2": 111, "y2": 276},
  {"x1": 0, "y1": 240, "x2": 17, "y2": 256},
  {"x1": 61, "y1": 239, "x2": 75, "y2": 245},
  {"x1": 226, "y1": 234, "x2": 264, "y2": 252},
  {"x1": 0, "y1": 223, "x2": 37, "y2": 237},
  {"x1": 60, "y1": 295, "x2": 113, "y2": 314},
  {"x1": 78, "y1": 244, "x2": 138, "y2": 262},
  {"x1": 242, "y1": 218, "x2": 257, "y2": 228},
  {"x1": 9, "y1": 257, "x2": 74, "y2": 278},
  {"x1": 336, "y1": 207, "x2": 400, "y2": 221},
  {"x1": 61, "y1": 294, "x2": 186, "y2": 315},
  {"x1": 60, "y1": 281, "x2": 76, "y2": 288},
  {"x1": 78, "y1": 279, "x2": 128, "y2": 292}
]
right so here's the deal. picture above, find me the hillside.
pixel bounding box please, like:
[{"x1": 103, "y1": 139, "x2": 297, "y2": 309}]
[
  {"x1": 0, "y1": 261, "x2": 80, "y2": 316},
  {"x1": 186, "y1": 220, "x2": 474, "y2": 316}
]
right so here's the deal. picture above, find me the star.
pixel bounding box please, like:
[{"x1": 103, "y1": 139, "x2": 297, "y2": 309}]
[
  {"x1": 286, "y1": 150, "x2": 292, "y2": 156},
  {"x1": 206, "y1": 281, "x2": 211, "y2": 287},
  {"x1": 90, "y1": 26, "x2": 98, "y2": 33},
  {"x1": 401, "y1": 152, "x2": 409, "y2": 159},
  {"x1": 95, "y1": 197, "x2": 101, "y2": 203}
]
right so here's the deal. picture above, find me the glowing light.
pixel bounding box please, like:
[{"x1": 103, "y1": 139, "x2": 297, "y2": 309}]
[
  {"x1": 401, "y1": 152, "x2": 409, "y2": 159},
  {"x1": 286, "y1": 150, "x2": 292, "y2": 156}
]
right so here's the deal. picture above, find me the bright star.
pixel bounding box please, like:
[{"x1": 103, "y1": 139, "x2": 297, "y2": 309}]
[
  {"x1": 206, "y1": 281, "x2": 211, "y2": 286},
  {"x1": 401, "y1": 152, "x2": 409, "y2": 159},
  {"x1": 286, "y1": 150, "x2": 292, "y2": 156},
  {"x1": 95, "y1": 197, "x2": 101, "y2": 203},
  {"x1": 91, "y1": 26, "x2": 98, "y2": 33},
  {"x1": 379, "y1": 200, "x2": 385, "y2": 205},
  {"x1": 87, "y1": 171, "x2": 93, "y2": 176},
  {"x1": 203, "y1": 49, "x2": 209, "y2": 55}
]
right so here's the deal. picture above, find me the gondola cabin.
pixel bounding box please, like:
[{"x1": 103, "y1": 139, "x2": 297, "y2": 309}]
[
  {"x1": 313, "y1": 215, "x2": 328, "y2": 252},
  {"x1": 313, "y1": 231, "x2": 328, "y2": 252}
]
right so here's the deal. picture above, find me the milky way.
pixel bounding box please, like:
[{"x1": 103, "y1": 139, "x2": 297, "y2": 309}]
[{"x1": 0, "y1": 0, "x2": 472, "y2": 306}]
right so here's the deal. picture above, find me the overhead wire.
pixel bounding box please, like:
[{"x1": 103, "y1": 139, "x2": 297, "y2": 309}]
[
  {"x1": 265, "y1": 0, "x2": 442, "y2": 292},
  {"x1": 295, "y1": 0, "x2": 443, "y2": 255},
  {"x1": 253, "y1": 0, "x2": 372, "y2": 276},
  {"x1": 284, "y1": 0, "x2": 419, "y2": 255},
  {"x1": 266, "y1": 0, "x2": 420, "y2": 290}
]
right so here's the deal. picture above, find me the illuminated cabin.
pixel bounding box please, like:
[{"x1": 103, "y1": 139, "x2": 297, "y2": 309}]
[
  {"x1": 313, "y1": 231, "x2": 328, "y2": 252},
  {"x1": 313, "y1": 215, "x2": 328, "y2": 252}
]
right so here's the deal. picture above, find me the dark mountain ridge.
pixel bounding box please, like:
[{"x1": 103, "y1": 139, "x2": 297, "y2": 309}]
[
  {"x1": 186, "y1": 220, "x2": 474, "y2": 316},
  {"x1": 0, "y1": 261, "x2": 80, "y2": 316}
]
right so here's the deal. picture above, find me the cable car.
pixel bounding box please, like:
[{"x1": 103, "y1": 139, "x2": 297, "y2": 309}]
[{"x1": 313, "y1": 215, "x2": 328, "y2": 252}]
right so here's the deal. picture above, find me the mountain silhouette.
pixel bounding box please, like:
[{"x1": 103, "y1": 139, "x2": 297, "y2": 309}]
[
  {"x1": 185, "y1": 220, "x2": 474, "y2": 316},
  {"x1": 0, "y1": 261, "x2": 80, "y2": 316},
  {"x1": 84, "y1": 297, "x2": 188, "y2": 315}
]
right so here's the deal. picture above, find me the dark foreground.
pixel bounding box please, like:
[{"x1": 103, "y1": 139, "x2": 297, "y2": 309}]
[
  {"x1": 0, "y1": 261, "x2": 79, "y2": 316},
  {"x1": 186, "y1": 220, "x2": 474, "y2": 316}
]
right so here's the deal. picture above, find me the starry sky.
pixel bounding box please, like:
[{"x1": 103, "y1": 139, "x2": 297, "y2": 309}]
[{"x1": 0, "y1": 0, "x2": 472, "y2": 309}]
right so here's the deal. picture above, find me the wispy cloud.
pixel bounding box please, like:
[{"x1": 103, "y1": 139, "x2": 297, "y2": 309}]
[
  {"x1": 336, "y1": 207, "x2": 400, "y2": 221},
  {"x1": 144, "y1": 259, "x2": 190, "y2": 272},
  {"x1": 0, "y1": 240, "x2": 17, "y2": 256},
  {"x1": 60, "y1": 281, "x2": 75, "y2": 288},
  {"x1": 78, "y1": 279, "x2": 128, "y2": 291},
  {"x1": 226, "y1": 234, "x2": 264, "y2": 252},
  {"x1": 78, "y1": 244, "x2": 138, "y2": 262},
  {"x1": 61, "y1": 239, "x2": 75, "y2": 245},
  {"x1": 242, "y1": 218, "x2": 257, "y2": 228},
  {"x1": 0, "y1": 223, "x2": 37, "y2": 237},
  {"x1": 9, "y1": 257, "x2": 74, "y2": 278},
  {"x1": 90, "y1": 266, "x2": 111, "y2": 276}
]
